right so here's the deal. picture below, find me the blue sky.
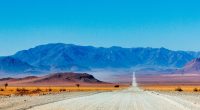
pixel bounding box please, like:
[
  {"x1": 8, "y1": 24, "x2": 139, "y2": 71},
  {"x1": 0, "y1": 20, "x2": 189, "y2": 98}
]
[{"x1": 0, "y1": 0, "x2": 200, "y2": 55}]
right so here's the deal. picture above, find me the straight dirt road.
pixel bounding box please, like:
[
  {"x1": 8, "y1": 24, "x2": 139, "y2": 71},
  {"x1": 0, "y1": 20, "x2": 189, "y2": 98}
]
[{"x1": 28, "y1": 72, "x2": 200, "y2": 110}]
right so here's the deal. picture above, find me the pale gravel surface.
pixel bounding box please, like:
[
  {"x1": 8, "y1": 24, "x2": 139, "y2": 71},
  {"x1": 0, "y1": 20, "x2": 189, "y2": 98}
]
[
  {"x1": 28, "y1": 88, "x2": 200, "y2": 110},
  {"x1": 28, "y1": 73, "x2": 200, "y2": 110},
  {"x1": 0, "y1": 92, "x2": 98, "y2": 110},
  {"x1": 158, "y1": 91, "x2": 200, "y2": 105}
]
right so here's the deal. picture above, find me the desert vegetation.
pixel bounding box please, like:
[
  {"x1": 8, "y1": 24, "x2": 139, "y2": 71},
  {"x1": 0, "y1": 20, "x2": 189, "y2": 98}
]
[
  {"x1": 175, "y1": 87, "x2": 183, "y2": 92},
  {"x1": 114, "y1": 85, "x2": 120, "y2": 88},
  {"x1": 16, "y1": 88, "x2": 29, "y2": 96},
  {"x1": 59, "y1": 88, "x2": 66, "y2": 92},
  {"x1": 0, "y1": 88, "x2": 4, "y2": 91},
  {"x1": 0, "y1": 85, "x2": 128, "y2": 96},
  {"x1": 76, "y1": 84, "x2": 80, "y2": 88},
  {"x1": 4, "y1": 83, "x2": 8, "y2": 89},
  {"x1": 141, "y1": 85, "x2": 200, "y2": 92},
  {"x1": 193, "y1": 88, "x2": 198, "y2": 92}
]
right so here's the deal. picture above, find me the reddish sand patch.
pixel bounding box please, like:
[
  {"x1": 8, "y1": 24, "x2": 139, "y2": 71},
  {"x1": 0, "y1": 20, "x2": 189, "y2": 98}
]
[
  {"x1": 137, "y1": 74, "x2": 200, "y2": 86},
  {"x1": 137, "y1": 73, "x2": 200, "y2": 92}
]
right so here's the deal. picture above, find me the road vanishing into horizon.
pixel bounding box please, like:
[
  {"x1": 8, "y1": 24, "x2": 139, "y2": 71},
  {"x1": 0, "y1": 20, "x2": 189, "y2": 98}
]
[{"x1": 28, "y1": 72, "x2": 200, "y2": 110}]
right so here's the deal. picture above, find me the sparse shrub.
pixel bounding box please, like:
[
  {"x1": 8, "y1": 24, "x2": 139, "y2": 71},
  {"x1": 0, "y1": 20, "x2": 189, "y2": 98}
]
[
  {"x1": 16, "y1": 88, "x2": 21, "y2": 92},
  {"x1": 16, "y1": 88, "x2": 29, "y2": 96},
  {"x1": 4, "y1": 83, "x2": 8, "y2": 89},
  {"x1": 59, "y1": 89, "x2": 66, "y2": 92},
  {"x1": 36, "y1": 88, "x2": 42, "y2": 92},
  {"x1": 76, "y1": 84, "x2": 80, "y2": 88},
  {"x1": 0, "y1": 88, "x2": 4, "y2": 91},
  {"x1": 114, "y1": 85, "x2": 120, "y2": 88},
  {"x1": 193, "y1": 88, "x2": 198, "y2": 92},
  {"x1": 48, "y1": 88, "x2": 52, "y2": 92},
  {"x1": 32, "y1": 88, "x2": 42, "y2": 93},
  {"x1": 175, "y1": 87, "x2": 183, "y2": 92},
  {"x1": 20, "y1": 88, "x2": 29, "y2": 92}
]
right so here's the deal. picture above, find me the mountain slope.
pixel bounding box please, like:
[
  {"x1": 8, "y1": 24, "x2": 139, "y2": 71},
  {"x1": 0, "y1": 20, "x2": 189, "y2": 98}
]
[
  {"x1": 13, "y1": 43, "x2": 197, "y2": 72},
  {"x1": 181, "y1": 58, "x2": 200, "y2": 73},
  {"x1": 34, "y1": 72, "x2": 103, "y2": 84},
  {"x1": 0, "y1": 72, "x2": 105, "y2": 86},
  {"x1": 0, "y1": 56, "x2": 35, "y2": 74}
]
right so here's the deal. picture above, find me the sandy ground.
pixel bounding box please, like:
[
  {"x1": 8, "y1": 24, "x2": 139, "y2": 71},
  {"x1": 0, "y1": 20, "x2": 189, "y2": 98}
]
[
  {"x1": 0, "y1": 92, "x2": 98, "y2": 110},
  {"x1": 27, "y1": 73, "x2": 200, "y2": 110}
]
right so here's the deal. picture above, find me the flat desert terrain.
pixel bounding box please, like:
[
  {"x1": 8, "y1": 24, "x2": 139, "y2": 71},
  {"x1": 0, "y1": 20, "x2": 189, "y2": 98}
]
[
  {"x1": 2, "y1": 73, "x2": 200, "y2": 110},
  {"x1": 9, "y1": 73, "x2": 200, "y2": 110},
  {"x1": 2, "y1": 86, "x2": 200, "y2": 110},
  {"x1": 137, "y1": 73, "x2": 200, "y2": 91}
]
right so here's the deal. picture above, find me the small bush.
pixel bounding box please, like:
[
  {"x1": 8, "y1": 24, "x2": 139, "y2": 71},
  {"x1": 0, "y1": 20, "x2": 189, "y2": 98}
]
[
  {"x1": 4, "y1": 83, "x2": 8, "y2": 89},
  {"x1": 16, "y1": 88, "x2": 21, "y2": 92},
  {"x1": 16, "y1": 88, "x2": 29, "y2": 96},
  {"x1": 32, "y1": 88, "x2": 42, "y2": 93},
  {"x1": 48, "y1": 88, "x2": 52, "y2": 92},
  {"x1": 76, "y1": 84, "x2": 80, "y2": 88},
  {"x1": 114, "y1": 85, "x2": 120, "y2": 88},
  {"x1": 0, "y1": 88, "x2": 4, "y2": 91},
  {"x1": 175, "y1": 87, "x2": 183, "y2": 92},
  {"x1": 193, "y1": 88, "x2": 198, "y2": 92},
  {"x1": 36, "y1": 88, "x2": 42, "y2": 92},
  {"x1": 59, "y1": 89, "x2": 66, "y2": 92}
]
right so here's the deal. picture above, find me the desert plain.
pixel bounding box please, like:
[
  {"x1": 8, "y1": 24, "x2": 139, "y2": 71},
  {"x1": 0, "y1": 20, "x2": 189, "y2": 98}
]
[{"x1": 1, "y1": 73, "x2": 200, "y2": 110}]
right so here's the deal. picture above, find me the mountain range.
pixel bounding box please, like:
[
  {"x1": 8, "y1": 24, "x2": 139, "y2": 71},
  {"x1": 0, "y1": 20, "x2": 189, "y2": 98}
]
[
  {"x1": 1, "y1": 43, "x2": 200, "y2": 76},
  {"x1": 0, "y1": 57, "x2": 35, "y2": 74},
  {"x1": 179, "y1": 58, "x2": 200, "y2": 74}
]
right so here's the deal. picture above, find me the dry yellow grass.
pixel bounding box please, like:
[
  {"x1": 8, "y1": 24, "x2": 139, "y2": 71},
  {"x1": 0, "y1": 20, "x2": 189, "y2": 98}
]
[
  {"x1": 141, "y1": 85, "x2": 200, "y2": 92},
  {"x1": 0, "y1": 86, "x2": 128, "y2": 96}
]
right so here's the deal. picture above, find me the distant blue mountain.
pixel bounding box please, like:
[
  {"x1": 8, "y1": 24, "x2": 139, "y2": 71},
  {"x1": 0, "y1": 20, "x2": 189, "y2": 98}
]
[
  {"x1": 10, "y1": 43, "x2": 199, "y2": 73},
  {"x1": 0, "y1": 56, "x2": 35, "y2": 74}
]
